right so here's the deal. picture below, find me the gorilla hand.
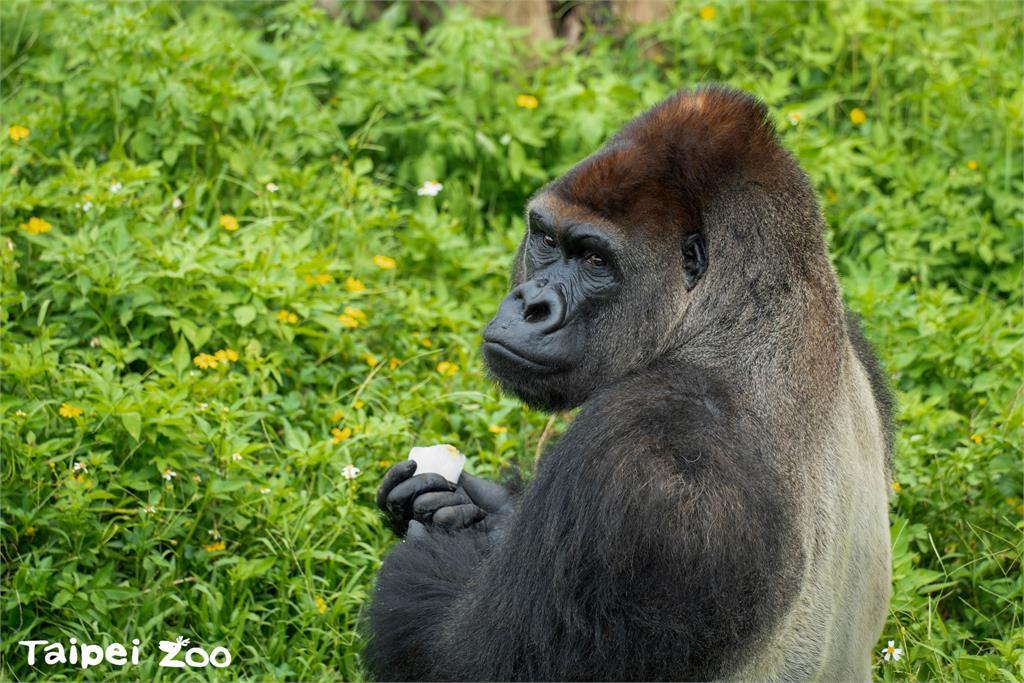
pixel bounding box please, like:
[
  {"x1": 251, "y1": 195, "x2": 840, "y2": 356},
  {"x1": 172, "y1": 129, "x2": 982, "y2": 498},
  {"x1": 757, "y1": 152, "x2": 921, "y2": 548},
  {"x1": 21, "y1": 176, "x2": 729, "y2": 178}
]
[
  {"x1": 412, "y1": 472, "x2": 513, "y2": 536},
  {"x1": 377, "y1": 460, "x2": 456, "y2": 536},
  {"x1": 458, "y1": 472, "x2": 512, "y2": 514},
  {"x1": 377, "y1": 462, "x2": 511, "y2": 537}
]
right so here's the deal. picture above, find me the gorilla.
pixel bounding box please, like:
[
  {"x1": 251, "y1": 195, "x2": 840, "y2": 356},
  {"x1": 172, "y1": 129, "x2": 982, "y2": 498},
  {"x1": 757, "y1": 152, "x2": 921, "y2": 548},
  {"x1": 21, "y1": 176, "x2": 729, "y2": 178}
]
[{"x1": 365, "y1": 86, "x2": 894, "y2": 682}]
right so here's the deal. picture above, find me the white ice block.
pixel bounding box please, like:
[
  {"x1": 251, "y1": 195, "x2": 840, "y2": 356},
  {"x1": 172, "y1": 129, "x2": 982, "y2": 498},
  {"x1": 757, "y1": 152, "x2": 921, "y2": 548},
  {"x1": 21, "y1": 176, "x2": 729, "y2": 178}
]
[{"x1": 407, "y1": 444, "x2": 466, "y2": 484}]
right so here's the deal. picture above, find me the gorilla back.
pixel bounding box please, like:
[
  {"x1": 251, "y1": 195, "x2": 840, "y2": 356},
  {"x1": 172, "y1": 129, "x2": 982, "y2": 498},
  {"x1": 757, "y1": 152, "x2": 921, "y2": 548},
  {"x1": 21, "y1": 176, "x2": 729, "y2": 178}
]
[{"x1": 366, "y1": 86, "x2": 893, "y2": 682}]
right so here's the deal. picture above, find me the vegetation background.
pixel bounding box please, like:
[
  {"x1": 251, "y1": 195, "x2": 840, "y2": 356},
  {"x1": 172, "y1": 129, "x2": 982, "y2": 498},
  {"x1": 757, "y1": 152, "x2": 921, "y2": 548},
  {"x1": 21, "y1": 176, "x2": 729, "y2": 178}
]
[{"x1": 1, "y1": 1, "x2": 1021, "y2": 681}]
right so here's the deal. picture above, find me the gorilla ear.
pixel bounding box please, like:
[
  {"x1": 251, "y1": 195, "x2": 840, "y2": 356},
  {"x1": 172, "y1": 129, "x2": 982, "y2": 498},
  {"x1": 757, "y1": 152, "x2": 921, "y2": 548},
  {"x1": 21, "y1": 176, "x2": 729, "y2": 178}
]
[{"x1": 682, "y1": 233, "x2": 708, "y2": 290}]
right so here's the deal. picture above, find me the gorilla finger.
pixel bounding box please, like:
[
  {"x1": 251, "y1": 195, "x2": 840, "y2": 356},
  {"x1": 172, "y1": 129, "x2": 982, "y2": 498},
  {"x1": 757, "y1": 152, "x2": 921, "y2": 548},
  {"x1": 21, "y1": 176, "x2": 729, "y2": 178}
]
[
  {"x1": 433, "y1": 504, "x2": 486, "y2": 531},
  {"x1": 386, "y1": 473, "x2": 456, "y2": 516},
  {"x1": 412, "y1": 490, "x2": 472, "y2": 518},
  {"x1": 459, "y1": 472, "x2": 512, "y2": 513},
  {"x1": 376, "y1": 460, "x2": 417, "y2": 511},
  {"x1": 406, "y1": 520, "x2": 429, "y2": 541}
]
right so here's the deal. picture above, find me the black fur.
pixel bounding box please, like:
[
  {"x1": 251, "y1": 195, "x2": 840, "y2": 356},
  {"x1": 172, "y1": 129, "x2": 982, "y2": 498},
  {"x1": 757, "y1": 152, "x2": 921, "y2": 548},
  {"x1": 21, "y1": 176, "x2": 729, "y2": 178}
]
[
  {"x1": 365, "y1": 363, "x2": 802, "y2": 681},
  {"x1": 845, "y1": 308, "x2": 896, "y2": 465}
]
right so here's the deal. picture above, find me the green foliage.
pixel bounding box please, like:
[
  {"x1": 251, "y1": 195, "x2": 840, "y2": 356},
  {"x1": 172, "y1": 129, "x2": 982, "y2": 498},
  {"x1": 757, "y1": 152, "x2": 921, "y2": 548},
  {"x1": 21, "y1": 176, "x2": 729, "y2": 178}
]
[{"x1": 1, "y1": 1, "x2": 1021, "y2": 681}]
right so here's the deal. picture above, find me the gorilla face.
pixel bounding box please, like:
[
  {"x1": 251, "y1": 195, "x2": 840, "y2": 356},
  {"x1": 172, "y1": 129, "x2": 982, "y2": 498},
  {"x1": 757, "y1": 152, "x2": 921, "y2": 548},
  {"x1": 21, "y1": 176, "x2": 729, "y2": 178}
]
[{"x1": 482, "y1": 199, "x2": 701, "y2": 411}]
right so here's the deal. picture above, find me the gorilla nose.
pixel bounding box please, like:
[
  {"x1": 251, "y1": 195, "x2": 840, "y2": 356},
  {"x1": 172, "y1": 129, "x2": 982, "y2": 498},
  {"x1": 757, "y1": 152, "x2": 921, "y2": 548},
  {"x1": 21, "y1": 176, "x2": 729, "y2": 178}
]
[{"x1": 512, "y1": 280, "x2": 566, "y2": 334}]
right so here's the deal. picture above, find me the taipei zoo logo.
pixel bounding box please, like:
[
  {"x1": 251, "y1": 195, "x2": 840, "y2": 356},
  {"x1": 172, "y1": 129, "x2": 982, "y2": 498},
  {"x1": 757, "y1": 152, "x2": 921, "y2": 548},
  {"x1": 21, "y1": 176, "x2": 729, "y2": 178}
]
[{"x1": 17, "y1": 635, "x2": 232, "y2": 671}]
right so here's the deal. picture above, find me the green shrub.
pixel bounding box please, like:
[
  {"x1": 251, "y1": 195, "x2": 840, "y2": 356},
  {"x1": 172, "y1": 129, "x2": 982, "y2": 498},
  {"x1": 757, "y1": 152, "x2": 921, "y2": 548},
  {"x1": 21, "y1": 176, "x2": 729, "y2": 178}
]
[{"x1": 2, "y1": 1, "x2": 1020, "y2": 681}]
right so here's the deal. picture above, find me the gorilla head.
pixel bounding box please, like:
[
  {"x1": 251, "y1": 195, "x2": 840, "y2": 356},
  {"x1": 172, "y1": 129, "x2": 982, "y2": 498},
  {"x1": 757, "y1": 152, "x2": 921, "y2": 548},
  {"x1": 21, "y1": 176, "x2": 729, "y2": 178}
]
[{"x1": 481, "y1": 88, "x2": 783, "y2": 411}]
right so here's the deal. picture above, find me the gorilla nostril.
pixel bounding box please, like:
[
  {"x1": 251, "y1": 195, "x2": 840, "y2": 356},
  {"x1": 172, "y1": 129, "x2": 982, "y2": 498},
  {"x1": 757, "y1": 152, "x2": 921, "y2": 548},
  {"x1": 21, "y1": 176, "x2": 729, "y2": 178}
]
[{"x1": 523, "y1": 301, "x2": 551, "y2": 324}]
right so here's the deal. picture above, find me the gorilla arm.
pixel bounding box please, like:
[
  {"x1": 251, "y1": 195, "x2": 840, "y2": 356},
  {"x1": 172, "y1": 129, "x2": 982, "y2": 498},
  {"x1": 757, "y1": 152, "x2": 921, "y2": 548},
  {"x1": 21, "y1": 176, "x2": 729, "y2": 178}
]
[
  {"x1": 365, "y1": 368, "x2": 802, "y2": 682},
  {"x1": 364, "y1": 467, "x2": 514, "y2": 681}
]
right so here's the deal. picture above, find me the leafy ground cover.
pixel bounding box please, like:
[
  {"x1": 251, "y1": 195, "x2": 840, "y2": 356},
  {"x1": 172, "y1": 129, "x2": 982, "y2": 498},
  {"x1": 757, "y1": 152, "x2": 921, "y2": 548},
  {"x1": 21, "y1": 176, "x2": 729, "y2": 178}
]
[{"x1": 1, "y1": 2, "x2": 1021, "y2": 680}]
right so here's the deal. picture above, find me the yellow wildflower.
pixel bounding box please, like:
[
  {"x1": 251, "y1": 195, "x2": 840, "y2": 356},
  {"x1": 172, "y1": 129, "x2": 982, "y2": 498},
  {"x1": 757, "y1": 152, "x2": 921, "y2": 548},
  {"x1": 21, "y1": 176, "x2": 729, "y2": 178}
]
[
  {"x1": 389, "y1": 357, "x2": 401, "y2": 370},
  {"x1": 373, "y1": 255, "x2": 396, "y2": 270},
  {"x1": 787, "y1": 111, "x2": 801, "y2": 126},
  {"x1": 277, "y1": 310, "x2": 299, "y2": 324},
  {"x1": 364, "y1": 353, "x2": 379, "y2": 367},
  {"x1": 20, "y1": 217, "x2": 52, "y2": 234},
  {"x1": 8, "y1": 125, "x2": 29, "y2": 141},
  {"x1": 24, "y1": 526, "x2": 35, "y2": 537},
  {"x1": 315, "y1": 595, "x2": 328, "y2": 615},
  {"x1": 305, "y1": 273, "x2": 334, "y2": 286},
  {"x1": 516, "y1": 94, "x2": 539, "y2": 109},
  {"x1": 970, "y1": 433, "x2": 983, "y2": 444},
  {"x1": 488, "y1": 424, "x2": 508, "y2": 434},
  {"x1": 966, "y1": 160, "x2": 979, "y2": 171},
  {"x1": 377, "y1": 459, "x2": 393, "y2": 469},
  {"x1": 354, "y1": 400, "x2": 365, "y2": 410},
  {"x1": 850, "y1": 108, "x2": 867, "y2": 125},
  {"x1": 345, "y1": 276, "x2": 366, "y2": 292},
  {"x1": 331, "y1": 427, "x2": 353, "y2": 444},
  {"x1": 891, "y1": 481, "x2": 902, "y2": 493},
  {"x1": 338, "y1": 314, "x2": 360, "y2": 328},
  {"x1": 193, "y1": 353, "x2": 218, "y2": 369},
  {"x1": 204, "y1": 540, "x2": 226, "y2": 552},
  {"x1": 344, "y1": 306, "x2": 367, "y2": 323},
  {"x1": 331, "y1": 409, "x2": 345, "y2": 422},
  {"x1": 977, "y1": 397, "x2": 988, "y2": 406},
  {"x1": 699, "y1": 5, "x2": 716, "y2": 20},
  {"x1": 223, "y1": 348, "x2": 238, "y2": 362},
  {"x1": 59, "y1": 403, "x2": 83, "y2": 418},
  {"x1": 219, "y1": 214, "x2": 239, "y2": 231},
  {"x1": 214, "y1": 349, "x2": 230, "y2": 363},
  {"x1": 436, "y1": 361, "x2": 459, "y2": 377},
  {"x1": 421, "y1": 337, "x2": 433, "y2": 348}
]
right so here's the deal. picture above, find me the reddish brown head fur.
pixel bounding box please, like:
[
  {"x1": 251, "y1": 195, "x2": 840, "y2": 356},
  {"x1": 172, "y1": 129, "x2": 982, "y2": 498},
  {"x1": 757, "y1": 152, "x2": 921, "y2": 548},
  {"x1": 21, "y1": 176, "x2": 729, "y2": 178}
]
[{"x1": 549, "y1": 86, "x2": 783, "y2": 236}]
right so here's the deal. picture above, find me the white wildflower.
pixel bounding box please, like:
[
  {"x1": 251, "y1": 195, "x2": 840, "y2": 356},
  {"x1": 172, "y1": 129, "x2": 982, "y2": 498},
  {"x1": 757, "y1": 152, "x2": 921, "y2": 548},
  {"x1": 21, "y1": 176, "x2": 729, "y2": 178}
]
[
  {"x1": 162, "y1": 468, "x2": 177, "y2": 481},
  {"x1": 73, "y1": 461, "x2": 88, "y2": 473},
  {"x1": 342, "y1": 464, "x2": 361, "y2": 480},
  {"x1": 110, "y1": 181, "x2": 122, "y2": 193},
  {"x1": 172, "y1": 196, "x2": 183, "y2": 209},
  {"x1": 265, "y1": 182, "x2": 279, "y2": 193},
  {"x1": 231, "y1": 452, "x2": 242, "y2": 462},
  {"x1": 880, "y1": 640, "x2": 903, "y2": 662},
  {"x1": 416, "y1": 180, "x2": 443, "y2": 197}
]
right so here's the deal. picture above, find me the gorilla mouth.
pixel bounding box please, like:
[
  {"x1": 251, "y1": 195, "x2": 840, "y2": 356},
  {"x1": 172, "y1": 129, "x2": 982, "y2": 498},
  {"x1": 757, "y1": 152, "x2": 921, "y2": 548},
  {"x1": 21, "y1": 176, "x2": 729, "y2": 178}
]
[{"x1": 481, "y1": 341, "x2": 562, "y2": 374}]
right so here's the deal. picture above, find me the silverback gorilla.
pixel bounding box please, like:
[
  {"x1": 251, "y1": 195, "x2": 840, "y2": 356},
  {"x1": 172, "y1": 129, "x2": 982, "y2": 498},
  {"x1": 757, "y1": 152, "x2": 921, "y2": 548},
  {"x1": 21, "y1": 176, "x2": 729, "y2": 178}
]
[{"x1": 365, "y1": 86, "x2": 894, "y2": 682}]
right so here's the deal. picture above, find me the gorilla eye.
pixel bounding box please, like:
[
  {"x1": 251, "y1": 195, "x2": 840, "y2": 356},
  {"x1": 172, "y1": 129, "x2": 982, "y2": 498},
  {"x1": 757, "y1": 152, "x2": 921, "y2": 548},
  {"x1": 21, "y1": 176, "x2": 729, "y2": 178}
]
[
  {"x1": 542, "y1": 234, "x2": 558, "y2": 248},
  {"x1": 586, "y1": 253, "x2": 607, "y2": 267}
]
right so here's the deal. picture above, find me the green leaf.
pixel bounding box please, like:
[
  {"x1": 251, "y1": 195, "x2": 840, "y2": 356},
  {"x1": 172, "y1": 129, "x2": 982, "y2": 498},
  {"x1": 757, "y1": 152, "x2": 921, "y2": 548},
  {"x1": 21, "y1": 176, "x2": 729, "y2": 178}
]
[
  {"x1": 122, "y1": 412, "x2": 142, "y2": 442},
  {"x1": 234, "y1": 305, "x2": 257, "y2": 327},
  {"x1": 230, "y1": 557, "x2": 276, "y2": 581},
  {"x1": 173, "y1": 335, "x2": 191, "y2": 375}
]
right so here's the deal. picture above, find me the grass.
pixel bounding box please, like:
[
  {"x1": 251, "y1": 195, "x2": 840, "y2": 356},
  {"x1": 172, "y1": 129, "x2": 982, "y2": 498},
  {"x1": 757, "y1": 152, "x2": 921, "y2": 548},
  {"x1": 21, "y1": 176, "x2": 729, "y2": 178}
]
[{"x1": 1, "y1": 1, "x2": 1021, "y2": 681}]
